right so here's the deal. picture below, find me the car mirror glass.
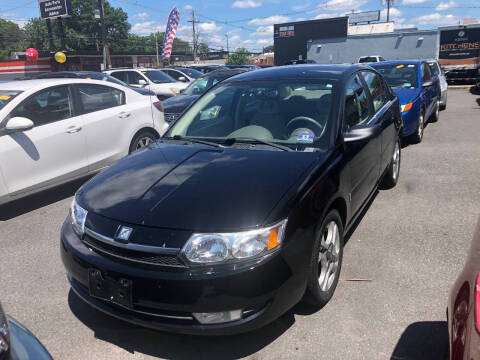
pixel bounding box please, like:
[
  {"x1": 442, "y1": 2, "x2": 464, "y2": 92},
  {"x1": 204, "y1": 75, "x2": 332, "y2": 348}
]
[{"x1": 178, "y1": 76, "x2": 187, "y2": 82}]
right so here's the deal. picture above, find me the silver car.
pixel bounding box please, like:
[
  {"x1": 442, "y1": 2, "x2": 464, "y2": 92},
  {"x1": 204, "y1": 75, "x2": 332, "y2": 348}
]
[{"x1": 428, "y1": 60, "x2": 448, "y2": 110}]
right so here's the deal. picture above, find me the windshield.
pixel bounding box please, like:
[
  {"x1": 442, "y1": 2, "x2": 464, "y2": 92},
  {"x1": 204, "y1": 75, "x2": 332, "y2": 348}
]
[
  {"x1": 182, "y1": 76, "x2": 226, "y2": 96},
  {"x1": 143, "y1": 70, "x2": 176, "y2": 84},
  {"x1": 373, "y1": 64, "x2": 419, "y2": 88},
  {"x1": 0, "y1": 90, "x2": 21, "y2": 111},
  {"x1": 176, "y1": 68, "x2": 203, "y2": 79},
  {"x1": 166, "y1": 80, "x2": 336, "y2": 150}
]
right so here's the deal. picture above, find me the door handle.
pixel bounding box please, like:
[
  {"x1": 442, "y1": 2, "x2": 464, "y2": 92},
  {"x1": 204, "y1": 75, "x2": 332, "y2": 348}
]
[
  {"x1": 66, "y1": 125, "x2": 82, "y2": 134},
  {"x1": 119, "y1": 112, "x2": 131, "y2": 118}
]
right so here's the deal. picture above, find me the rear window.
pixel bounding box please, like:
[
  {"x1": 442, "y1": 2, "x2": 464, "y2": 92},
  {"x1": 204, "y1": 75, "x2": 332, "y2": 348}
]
[
  {"x1": 359, "y1": 57, "x2": 378, "y2": 63},
  {"x1": 428, "y1": 62, "x2": 440, "y2": 76},
  {"x1": 0, "y1": 90, "x2": 21, "y2": 111}
]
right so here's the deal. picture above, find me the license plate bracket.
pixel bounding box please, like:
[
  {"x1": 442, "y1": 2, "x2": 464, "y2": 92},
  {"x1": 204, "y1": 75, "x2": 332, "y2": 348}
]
[{"x1": 88, "y1": 269, "x2": 133, "y2": 309}]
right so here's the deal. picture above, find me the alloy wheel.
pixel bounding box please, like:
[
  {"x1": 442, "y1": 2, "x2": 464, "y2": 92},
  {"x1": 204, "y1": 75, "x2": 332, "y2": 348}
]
[
  {"x1": 318, "y1": 221, "x2": 341, "y2": 292},
  {"x1": 392, "y1": 141, "x2": 400, "y2": 181},
  {"x1": 417, "y1": 113, "x2": 424, "y2": 140},
  {"x1": 135, "y1": 136, "x2": 154, "y2": 150}
]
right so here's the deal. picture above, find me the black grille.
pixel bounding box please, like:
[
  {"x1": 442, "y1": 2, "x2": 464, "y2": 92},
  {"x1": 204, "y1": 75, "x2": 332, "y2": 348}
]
[
  {"x1": 164, "y1": 113, "x2": 180, "y2": 123},
  {"x1": 82, "y1": 235, "x2": 186, "y2": 268}
]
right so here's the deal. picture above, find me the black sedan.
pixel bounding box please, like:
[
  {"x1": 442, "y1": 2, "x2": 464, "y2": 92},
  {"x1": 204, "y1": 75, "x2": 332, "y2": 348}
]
[
  {"x1": 61, "y1": 64, "x2": 402, "y2": 335},
  {"x1": 162, "y1": 68, "x2": 249, "y2": 123}
]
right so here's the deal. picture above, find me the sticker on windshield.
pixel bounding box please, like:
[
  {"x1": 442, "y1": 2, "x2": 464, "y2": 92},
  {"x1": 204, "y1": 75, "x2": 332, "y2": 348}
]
[
  {"x1": 396, "y1": 64, "x2": 404, "y2": 69},
  {"x1": 0, "y1": 96, "x2": 11, "y2": 100},
  {"x1": 407, "y1": 65, "x2": 415, "y2": 67},
  {"x1": 403, "y1": 82, "x2": 412, "y2": 87},
  {"x1": 297, "y1": 132, "x2": 314, "y2": 143}
]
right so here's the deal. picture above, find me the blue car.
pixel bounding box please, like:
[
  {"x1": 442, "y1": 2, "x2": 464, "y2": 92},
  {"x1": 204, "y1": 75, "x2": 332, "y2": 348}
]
[{"x1": 370, "y1": 60, "x2": 441, "y2": 143}]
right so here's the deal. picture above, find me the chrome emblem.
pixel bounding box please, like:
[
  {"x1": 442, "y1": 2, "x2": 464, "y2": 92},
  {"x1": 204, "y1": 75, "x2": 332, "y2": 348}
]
[{"x1": 115, "y1": 226, "x2": 133, "y2": 243}]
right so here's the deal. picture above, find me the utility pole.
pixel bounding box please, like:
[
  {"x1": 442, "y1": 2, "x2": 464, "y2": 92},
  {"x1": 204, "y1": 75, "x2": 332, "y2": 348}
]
[
  {"x1": 188, "y1": 10, "x2": 202, "y2": 62},
  {"x1": 98, "y1": 0, "x2": 111, "y2": 69},
  {"x1": 155, "y1": 33, "x2": 159, "y2": 67},
  {"x1": 46, "y1": 19, "x2": 55, "y2": 52},
  {"x1": 225, "y1": 34, "x2": 229, "y2": 56},
  {"x1": 382, "y1": 0, "x2": 395, "y2": 22},
  {"x1": 57, "y1": 17, "x2": 66, "y2": 50}
]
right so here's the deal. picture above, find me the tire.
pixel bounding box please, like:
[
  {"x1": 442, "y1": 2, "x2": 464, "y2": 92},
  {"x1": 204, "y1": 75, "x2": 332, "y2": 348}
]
[
  {"x1": 440, "y1": 94, "x2": 447, "y2": 110},
  {"x1": 129, "y1": 130, "x2": 157, "y2": 154},
  {"x1": 409, "y1": 109, "x2": 424, "y2": 144},
  {"x1": 430, "y1": 100, "x2": 440, "y2": 123},
  {"x1": 380, "y1": 137, "x2": 401, "y2": 189},
  {"x1": 304, "y1": 209, "x2": 344, "y2": 308}
]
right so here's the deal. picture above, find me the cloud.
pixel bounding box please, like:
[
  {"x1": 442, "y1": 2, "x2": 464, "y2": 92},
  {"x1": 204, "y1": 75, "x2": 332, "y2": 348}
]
[
  {"x1": 184, "y1": 4, "x2": 193, "y2": 10},
  {"x1": 291, "y1": 3, "x2": 312, "y2": 11},
  {"x1": 198, "y1": 21, "x2": 222, "y2": 33},
  {"x1": 131, "y1": 21, "x2": 165, "y2": 35},
  {"x1": 250, "y1": 25, "x2": 274, "y2": 37},
  {"x1": 232, "y1": 0, "x2": 262, "y2": 8},
  {"x1": 380, "y1": 7, "x2": 402, "y2": 21},
  {"x1": 314, "y1": 13, "x2": 339, "y2": 19},
  {"x1": 394, "y1": 17, "x2": 416, "y2": 29},
  {"x1": 133, "y1": 12, "x2": 149, "y2": 20},
  {"x1": 402, "y1": 0, "x2": 429, "y2": 4},
  {"x1": 248, "y1": 15, "x2": 290, "y2": 25},
  {"x1": 412, "y1": 13, "x2": 460, "y2": 26},
  {"x1": 436, "y1": 1, "x2": 457, "y2": 11},
  {"x1": 325, "y1": 0, "x2": 368, "y2": 10}
]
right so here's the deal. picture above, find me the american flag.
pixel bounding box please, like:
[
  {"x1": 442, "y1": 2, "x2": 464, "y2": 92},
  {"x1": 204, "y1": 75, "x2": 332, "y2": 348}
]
[{"x1": 162, "y1": 7, "x2": 180, "y2": 60}]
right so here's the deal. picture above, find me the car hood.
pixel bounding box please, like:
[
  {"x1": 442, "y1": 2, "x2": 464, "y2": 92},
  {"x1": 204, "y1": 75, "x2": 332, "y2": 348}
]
[
  {"x1": 77, "y1": 143, "x2": 318, "y2": 231},
  {"x1": 391, "y1": 87, "x2": 421, "y2": 105},
  {"x1": 162, "y1": 94, "x2": 199, "y2": 113}
]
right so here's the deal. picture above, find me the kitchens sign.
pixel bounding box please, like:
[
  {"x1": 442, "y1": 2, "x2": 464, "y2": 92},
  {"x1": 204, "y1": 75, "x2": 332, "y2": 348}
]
[{"x1": 38, "y1": 0, "x2": 73, "y2": 19}]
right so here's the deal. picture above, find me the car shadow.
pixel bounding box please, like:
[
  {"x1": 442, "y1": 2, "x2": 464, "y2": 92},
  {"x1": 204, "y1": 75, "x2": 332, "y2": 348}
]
[
  {"x1": 0, "y1": 176, "x2": 92, "y2": 221},
  {"x1": 68, "y1": 290, "x2": 295, "y2": 360},
  {"x1": 391, "y1": 321, "x2": 449, "y2": 360},
  {"x1": 469, "y1": 86, "x2": 480, "y2": 96}
]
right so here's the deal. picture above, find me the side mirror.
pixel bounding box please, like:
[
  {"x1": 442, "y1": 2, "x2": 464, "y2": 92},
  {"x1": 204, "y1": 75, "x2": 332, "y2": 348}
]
[
  {"x1": 5, "y1": 117, "x2": 34, "y2": 133},
  {"x1": 344, "y1": 124, "x2": 381, "y2": 143},
  {"x1": 422, "y1": 80, "x2": 433, "y2": 87},
  {"x1": 138, "y1": 79, "x2": 148, "y2": 86},
  {"x1": 178, "y1": 76, "x2": 187, "y2": 82}
]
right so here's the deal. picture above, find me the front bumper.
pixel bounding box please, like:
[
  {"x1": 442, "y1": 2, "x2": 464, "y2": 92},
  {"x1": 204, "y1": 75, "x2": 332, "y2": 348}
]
[{"x1": 60, "y1": 220, "x2": 308, "y2": 335}]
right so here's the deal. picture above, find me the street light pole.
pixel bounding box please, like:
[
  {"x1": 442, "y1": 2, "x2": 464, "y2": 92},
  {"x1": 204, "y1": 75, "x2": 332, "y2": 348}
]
[{"x1": 98, "y1": 0, "x2": 111, "y2": 69}]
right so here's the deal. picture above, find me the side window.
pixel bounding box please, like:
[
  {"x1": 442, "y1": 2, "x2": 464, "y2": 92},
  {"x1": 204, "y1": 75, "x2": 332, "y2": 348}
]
[
  {"x1": 76, "y1": 85, "x2": 125, "y2": 114},
  {"x1": 127, "y1": 71, "x2": 147, "y2": 86},
  {"x1": 10, "y1": 86, "x2": 73, "y2": 127},
  {"x1": 361, "y1": 71, "x2": 389, "y2": 112},
  {"x1": 421, "y1": 63, "x2": 432, "y2": 82},
  {"x1": 344, "y1": 75, "x2": 372, "y2": 129},
  {"x1": 110, "y1": 71, "x2": 127, "y2": 82},
  {"x1": 166, "y1": 70, "x2": 181, "y2": 81}
]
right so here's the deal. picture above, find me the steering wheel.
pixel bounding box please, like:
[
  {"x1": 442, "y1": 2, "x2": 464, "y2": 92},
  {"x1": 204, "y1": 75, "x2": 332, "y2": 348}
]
[{"x1": 286, "y1": 116, "x2": 325, "y2": 139}]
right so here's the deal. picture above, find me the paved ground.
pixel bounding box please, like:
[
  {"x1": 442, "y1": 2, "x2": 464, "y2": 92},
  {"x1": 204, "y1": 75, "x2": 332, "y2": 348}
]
[{"x1": 1, "y1": 88, "x2": 479, "y2": 360}]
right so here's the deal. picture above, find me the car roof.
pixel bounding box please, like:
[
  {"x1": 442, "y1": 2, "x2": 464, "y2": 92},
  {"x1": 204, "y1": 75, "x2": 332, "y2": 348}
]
[
  {"x1": 0, "y1": 78, "x2": 125, "y2": 91},
  {"x1": 223, "y1": 64, "x2": 369, "y2": 83}
]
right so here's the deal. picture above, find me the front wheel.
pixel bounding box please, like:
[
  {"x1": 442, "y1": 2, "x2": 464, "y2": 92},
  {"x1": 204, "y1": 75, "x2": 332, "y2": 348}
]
[
  {"x1": 430, "y1": 100, "x2": 440, "y2": 123},
  {"x1": 380, "y1": 138, "x2": 401, "y2": 189},
  {"x1": 409, "y1": 110, "x2": 424, "y2": 144},
  {"x1": 304, "y1": 210, "x2": 344, "y2": 307}
]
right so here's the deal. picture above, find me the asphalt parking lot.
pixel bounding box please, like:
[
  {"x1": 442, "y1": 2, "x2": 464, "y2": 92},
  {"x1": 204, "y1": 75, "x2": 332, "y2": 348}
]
[{"x1": 1, "y1": 88, "x2": 479, "y2": 360}]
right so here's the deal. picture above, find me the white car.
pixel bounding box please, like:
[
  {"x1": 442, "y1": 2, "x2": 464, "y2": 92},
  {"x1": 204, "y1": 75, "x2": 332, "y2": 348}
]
[
  {"x1": 105, "y1": 68, "x2": 188, "y2": 100},
  {"x1": 0, "y1": 79, "x2": 167, "y2": 205},
  {"x1": 427, "y1": 60, "x2": 448, "y2": 110},
  {"x1": 358, "y1": 55, "x2": 386, "y2": 63}
]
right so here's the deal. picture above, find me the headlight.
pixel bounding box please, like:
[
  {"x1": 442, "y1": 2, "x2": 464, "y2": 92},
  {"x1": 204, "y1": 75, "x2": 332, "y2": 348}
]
[
  {"x1": 70, "y1": 197, "x2": 88, "y2": 237},
  {"x1": 400, "y1": 102, "x2": 412, "y2": 113},
  {"x1": 0, "y1": 302, "x2": 10, "y2": 359},
  {"x1": 182, "y1": 220, "x2": 287, "y2": 264}
]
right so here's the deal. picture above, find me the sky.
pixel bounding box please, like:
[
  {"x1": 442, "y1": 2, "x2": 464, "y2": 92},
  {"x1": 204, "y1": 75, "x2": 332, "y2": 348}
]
[{"x1": 1, "y1": 0, "x2": 479, "y2": 52}]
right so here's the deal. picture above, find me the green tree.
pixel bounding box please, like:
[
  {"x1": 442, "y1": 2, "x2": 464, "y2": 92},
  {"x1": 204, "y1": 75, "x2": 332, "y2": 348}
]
[
  {"x1": 263, "y1": 45, "x2": 274, "y2": 53},
  {"x1": 198, "y1": 42, "x2": 210, "y2": 55},
  {"x1": 0, "y1": 19, "x2": 25, "y2": 60},
  {"x1": 226, "y1": 48, "x2": 250, "y2": 65}
]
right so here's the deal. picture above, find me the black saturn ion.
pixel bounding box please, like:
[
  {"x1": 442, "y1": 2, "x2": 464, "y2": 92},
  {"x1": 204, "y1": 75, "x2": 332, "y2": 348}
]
[{"x1": 61, "y1": 65, "x2": 402, "y2": 335}]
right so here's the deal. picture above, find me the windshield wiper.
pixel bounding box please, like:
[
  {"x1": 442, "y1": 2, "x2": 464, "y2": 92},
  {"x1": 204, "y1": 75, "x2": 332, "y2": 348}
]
[
  {"x1": 169, "y1": 135, "x2": 223, "y2": 148},
  {"x1": 224, "y1": 137, "x2": 292, "y2": 152}
]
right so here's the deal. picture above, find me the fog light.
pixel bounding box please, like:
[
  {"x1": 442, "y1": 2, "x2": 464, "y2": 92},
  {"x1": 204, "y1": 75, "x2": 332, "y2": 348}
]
[{"x1": 193, "y1": 310, "x2": 242, "y2": 324}]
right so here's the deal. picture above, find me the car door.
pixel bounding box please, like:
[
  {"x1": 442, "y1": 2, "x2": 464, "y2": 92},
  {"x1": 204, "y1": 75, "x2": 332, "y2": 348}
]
[
  {"x1": 360, "y1": 70, "x2": 397, "y2": 172},
  {"x1": 0, "y1": 85, "x2": 87, "y2": 195},
  {"x1": 343, "y1": 73, "x2": 381, "y2": 215},
  {"x1": 73, "y1": 84, "x2": 130, "y2": 171},
  {"x1": 420, "y1": 62, "x2": 434, "y2": 117}
]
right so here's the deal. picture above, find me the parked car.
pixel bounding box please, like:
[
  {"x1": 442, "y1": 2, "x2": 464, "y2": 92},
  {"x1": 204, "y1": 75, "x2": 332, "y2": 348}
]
[
  {"x1": 61, "y1": 64, "x2": 402, "y2": 335},
  {"x1": 105, "y1": 68, "x2": 188, "y2": 100},
  {"x1": 0, "y1": 300, "x2": 52, "y2": 360},
  {"x1": 159, "y1": 67, "x2": 203, "y2": 83},
  {"x1": 0, "y1": 79, "x2": 166, "y2": 205},
  {"x1": 448, "y1": 218, "x2": 480, "y2": 360},
  {"x1": 224, "y1": 65, "x2": 260, "y2": 70},
  {"x1": 370, "y1": 60, "x2": 441, "y2": 143},
  {"x1": 32, "y1": 71, "x2": 156, "y2": 96},
  {"x1": 162, "y1": 68, "x2": 249, "y2": 123},
  {"x1": 358, "y1": 56, "x2": 386, "y2": 63},
  {"x1": 187, "y1": 65, "x2": 228, "y2": 74},
  {"x1": 427, "y1": 60, "x2": 448, "y2": 110}
]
